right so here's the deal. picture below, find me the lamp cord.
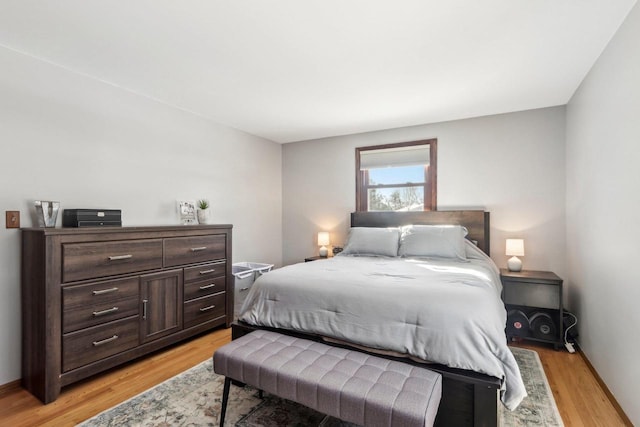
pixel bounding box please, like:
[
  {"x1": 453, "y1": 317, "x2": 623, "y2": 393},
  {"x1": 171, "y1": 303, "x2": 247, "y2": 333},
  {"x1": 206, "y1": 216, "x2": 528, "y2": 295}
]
[{"x1": 564, "y1": 312, "x2": 578, "y2": 345}]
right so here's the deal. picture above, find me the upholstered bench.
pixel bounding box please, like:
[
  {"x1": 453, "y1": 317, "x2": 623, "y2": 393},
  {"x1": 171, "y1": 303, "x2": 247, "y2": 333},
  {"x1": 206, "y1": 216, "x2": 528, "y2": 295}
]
[{"x1": 213, "y1": 330, "x2": 442, "y2": 427}]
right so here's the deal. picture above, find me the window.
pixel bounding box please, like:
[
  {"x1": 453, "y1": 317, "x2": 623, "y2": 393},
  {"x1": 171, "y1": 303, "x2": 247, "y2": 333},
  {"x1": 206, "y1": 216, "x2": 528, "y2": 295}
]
[{"x1": 356, "y1": 139, "x2": 437, "y2": 211}]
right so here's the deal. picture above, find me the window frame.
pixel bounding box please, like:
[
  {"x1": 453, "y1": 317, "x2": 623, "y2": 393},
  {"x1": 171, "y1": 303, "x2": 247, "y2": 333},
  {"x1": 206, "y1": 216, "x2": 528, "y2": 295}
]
[{"x1": 355, "y1": 139, "x2": 437, "y2": 212}]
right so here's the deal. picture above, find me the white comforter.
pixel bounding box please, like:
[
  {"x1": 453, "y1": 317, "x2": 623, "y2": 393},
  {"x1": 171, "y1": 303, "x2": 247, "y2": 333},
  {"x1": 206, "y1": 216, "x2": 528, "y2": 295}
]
[{"x1": 239, "y1": 246, "x2": 527, "y2": 410}]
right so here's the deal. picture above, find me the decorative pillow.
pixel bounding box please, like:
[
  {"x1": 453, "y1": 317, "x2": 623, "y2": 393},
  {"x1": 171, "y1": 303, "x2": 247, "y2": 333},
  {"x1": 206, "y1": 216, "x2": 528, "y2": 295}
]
[
  {"x1": 398, "y1": 225, "x2": 467, "y2": 260},
  {"x1": 340, "y1": 227, "x2": 400, "y2": 257}
]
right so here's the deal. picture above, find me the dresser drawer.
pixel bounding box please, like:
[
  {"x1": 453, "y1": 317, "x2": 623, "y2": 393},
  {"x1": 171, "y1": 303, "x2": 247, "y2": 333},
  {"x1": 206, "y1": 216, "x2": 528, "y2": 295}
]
[
  {"x1": 184, "y1": 261, "x2": 225, "y2": 283},
  {"x1": 63, "y1": 298, "x2": 139, "y2": 334},
  {"x1": 63, "y1": 277, "x2": 139, "y2": 310},
  {"x1": 183, "y1": 292, "x2": 226, "y2": 329},
  {"x1": 184, "y1": 276, "x2": 226, "y2": 301},
  {"x1": 164, "y1": 235, "x2": 226, "y2": 267},
  {"x1": 62, "y1": 239, "x2": 163, "y2": 282},
  {"x1": 62, "y1": 316, "x2": 139, "y2": 372},
  {"x1": 63, "y1": 277, "x2": 140, "y2": 333}
]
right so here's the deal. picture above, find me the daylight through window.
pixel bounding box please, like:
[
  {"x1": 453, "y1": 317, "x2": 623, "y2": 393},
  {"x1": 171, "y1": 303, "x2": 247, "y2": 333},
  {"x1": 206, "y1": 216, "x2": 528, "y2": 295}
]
[{"x1": 356, "y1": 139, "x2": 437, "y2": 211}]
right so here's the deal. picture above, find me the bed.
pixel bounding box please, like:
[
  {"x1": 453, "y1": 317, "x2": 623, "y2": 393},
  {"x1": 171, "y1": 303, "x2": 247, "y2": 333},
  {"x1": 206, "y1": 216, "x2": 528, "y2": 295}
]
[{"x1": 233, "y1": 211, "x2": 525, "y2": 426}]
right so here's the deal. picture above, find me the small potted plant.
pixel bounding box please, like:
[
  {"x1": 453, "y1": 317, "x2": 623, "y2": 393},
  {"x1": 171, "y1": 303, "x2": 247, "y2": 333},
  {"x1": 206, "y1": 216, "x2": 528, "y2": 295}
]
[{"x1": 197, "y1": 199, "x2": 210, "y2": 224}]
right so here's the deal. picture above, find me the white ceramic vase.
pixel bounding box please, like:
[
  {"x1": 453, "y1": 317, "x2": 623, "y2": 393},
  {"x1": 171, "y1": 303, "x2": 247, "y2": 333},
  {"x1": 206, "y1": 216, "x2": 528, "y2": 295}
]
[{"x1": 197, "y1": 209, "x2": 208, "y2": 224}]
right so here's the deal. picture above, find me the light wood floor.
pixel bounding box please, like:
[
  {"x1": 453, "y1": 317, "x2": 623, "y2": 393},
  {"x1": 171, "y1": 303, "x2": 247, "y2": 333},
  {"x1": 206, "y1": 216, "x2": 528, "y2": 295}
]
[
  {"x1": 0, "y1": 328, "x2": 631, "y2": 427},
  {"x1": 511, "y1": 342, "x2": 631, "y2": 427}
]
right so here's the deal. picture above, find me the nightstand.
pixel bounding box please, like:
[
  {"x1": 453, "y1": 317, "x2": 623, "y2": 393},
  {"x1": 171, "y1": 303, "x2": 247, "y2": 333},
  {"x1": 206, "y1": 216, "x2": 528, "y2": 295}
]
[
  {"x1": 304, "y1": 256, "x2": 327, "y2": 262},
  {"x1": 500, "y1": 269, "x2": 564, "y2": 349}
]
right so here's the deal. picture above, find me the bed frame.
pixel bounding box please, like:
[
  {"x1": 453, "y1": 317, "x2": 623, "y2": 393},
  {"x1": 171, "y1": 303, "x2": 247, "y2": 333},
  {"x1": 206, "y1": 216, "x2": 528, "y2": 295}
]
[{"x1": 233, "y1": 210, "x2": 500, "y2": 427}]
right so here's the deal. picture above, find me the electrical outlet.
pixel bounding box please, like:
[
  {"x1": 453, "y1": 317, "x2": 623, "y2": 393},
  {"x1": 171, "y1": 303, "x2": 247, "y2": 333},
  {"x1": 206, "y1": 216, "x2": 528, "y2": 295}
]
[{"x1": 6, "y1": 211, "x2": 20, "y2": 228}]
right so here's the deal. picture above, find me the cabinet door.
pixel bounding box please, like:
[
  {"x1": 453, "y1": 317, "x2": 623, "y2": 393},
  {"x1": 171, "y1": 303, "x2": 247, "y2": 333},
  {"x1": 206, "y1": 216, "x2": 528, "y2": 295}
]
[{"x1": 140, "y1": 269, "x2": 183, "y2": 343}]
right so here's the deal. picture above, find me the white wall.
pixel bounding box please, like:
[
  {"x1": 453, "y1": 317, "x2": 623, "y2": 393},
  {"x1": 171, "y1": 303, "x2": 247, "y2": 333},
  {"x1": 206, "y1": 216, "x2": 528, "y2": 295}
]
[
  {"x1": 0, "y1": 47, "x2": 282, "y2": 386},
  {"x1": 283, "y1": 107, "x2": 566, "y2": 280},
  {"x1": 566, "y1": 3, "x2": 640, "y2": 424}
]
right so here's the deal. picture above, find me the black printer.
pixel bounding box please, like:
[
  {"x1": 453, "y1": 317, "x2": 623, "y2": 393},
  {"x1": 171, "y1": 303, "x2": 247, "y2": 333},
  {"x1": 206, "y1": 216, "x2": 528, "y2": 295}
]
[{"x1": 63, "y1": 209, "x2": 122, "y2": 227}]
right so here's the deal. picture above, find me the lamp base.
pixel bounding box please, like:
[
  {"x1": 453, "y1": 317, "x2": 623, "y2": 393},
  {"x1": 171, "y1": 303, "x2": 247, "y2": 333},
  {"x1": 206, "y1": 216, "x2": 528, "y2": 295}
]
[
  {"x1": 507, "y1": 256, "x2": 522, "y2": 272},
  {"x1": 319, "y1": 246, "x2": 328, "y2": 257}
]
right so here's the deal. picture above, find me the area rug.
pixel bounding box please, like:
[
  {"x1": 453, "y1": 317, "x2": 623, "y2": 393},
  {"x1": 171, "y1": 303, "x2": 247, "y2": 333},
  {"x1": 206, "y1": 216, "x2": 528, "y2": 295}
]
[{"x1": 78, "y1": 347, "x2": 563, "y2": 426}]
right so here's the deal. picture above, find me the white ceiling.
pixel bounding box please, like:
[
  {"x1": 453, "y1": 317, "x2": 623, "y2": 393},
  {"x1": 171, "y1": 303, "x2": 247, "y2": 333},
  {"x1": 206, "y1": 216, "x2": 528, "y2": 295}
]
[{"x1": 0, "y1": 1, "x2": 635, "y2": 143}]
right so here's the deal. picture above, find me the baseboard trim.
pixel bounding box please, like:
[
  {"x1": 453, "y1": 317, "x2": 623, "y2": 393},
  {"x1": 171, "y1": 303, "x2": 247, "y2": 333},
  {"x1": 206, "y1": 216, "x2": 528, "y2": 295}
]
[
  {"x1": 0, "y1": 379, "x2": 21, "y2": 397},
  {"x1": 577, "y1": 345, "x2": 633, "y2": 427}
]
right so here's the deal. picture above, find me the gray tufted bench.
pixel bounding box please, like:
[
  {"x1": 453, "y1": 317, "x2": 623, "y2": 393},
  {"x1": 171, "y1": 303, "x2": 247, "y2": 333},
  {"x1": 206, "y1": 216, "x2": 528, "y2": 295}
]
[{"x1": 213, "y1": 330, "x2": 442, "y2": 427}]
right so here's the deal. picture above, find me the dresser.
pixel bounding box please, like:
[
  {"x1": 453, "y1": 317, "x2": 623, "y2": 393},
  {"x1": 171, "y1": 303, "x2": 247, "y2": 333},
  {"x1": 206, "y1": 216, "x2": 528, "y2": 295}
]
[{"x1": 21, "y1": 225, "x2": 232, "y2": 403}]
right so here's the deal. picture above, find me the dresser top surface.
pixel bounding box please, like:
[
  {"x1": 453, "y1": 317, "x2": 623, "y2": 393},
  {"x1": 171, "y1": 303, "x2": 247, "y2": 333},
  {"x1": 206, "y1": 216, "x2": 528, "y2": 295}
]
[{"x1": 21, "y1": 224, "x2": 233, "y2": 235}]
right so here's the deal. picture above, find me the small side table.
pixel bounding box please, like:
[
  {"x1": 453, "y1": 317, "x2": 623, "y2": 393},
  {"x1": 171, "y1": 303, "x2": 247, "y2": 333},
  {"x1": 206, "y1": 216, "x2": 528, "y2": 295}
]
[
  {"x1": 500, "y1": 269, "x2": 564, "y2": 349},
  {"x1": 304, "y1": 256, "x2": 327, "y2": 262}
]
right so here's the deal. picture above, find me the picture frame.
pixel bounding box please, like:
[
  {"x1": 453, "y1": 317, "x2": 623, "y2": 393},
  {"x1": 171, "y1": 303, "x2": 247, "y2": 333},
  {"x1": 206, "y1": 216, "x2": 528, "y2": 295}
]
[{"x1": 177, "y1": 200, "x2": 197, "y2": 225}]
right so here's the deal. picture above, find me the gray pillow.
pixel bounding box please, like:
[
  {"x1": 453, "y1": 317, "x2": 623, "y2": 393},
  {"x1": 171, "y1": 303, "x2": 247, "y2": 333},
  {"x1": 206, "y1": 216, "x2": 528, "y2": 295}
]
[
  {"x1": 341, "y1": 227, "x2": 400, "y2": 257},
  {"x1": 398, "y1": 225, "x2": 467, "y2": 260}
]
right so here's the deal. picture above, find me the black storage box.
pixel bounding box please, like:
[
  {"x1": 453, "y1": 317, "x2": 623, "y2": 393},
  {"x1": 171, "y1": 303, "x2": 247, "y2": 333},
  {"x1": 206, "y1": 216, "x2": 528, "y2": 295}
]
[{"x1": 63, "y1": 209, "x2": 122, "y2": 227}]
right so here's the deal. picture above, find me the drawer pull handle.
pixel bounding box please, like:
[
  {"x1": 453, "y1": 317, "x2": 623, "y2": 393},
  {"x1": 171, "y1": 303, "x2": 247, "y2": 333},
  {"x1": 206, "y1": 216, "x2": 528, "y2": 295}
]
[
  {"x1": 92, "y1": 307, "x2": 119, "y2": 317},
  {"x1": 93, "y1": 287, "x2": 119, "y2": 295},
  {"x1": 199, "y1": 269, "x2": 216, "y2": 274},
  {"x1": 199, "y1": 305, "x2": 216, "y2": 312},
  {"x1": 239, "y1": 287, "x2": 250, "y2": 292},
  {"x1": 108, "y1": 254, "x2": 133, "y2": 261},
  {"x1": 199, "y1": 283, "x2": 216, "y2": 290},
  {"x1": 142, "y1": 299, "x2": 148, "y2": 319},
  {"x1": 190, "y1": 247, "x2": 207, "y2": 252},
  {"x1": 93, "y1": 335, "x2": 119, "y2": 346}
]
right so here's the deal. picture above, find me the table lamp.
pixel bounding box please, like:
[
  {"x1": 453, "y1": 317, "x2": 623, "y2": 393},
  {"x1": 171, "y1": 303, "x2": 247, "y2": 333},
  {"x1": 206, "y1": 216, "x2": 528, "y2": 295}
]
[
  {"x1": 506, "y1": 239, "x2": 524, "y2": 272},
  {"x1": 318, "y1": 232, "x2": 330, "y2": 257}
]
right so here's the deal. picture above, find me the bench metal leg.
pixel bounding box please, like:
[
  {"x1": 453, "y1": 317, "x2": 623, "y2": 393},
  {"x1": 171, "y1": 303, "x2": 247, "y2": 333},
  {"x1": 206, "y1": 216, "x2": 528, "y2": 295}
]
[{"x1": 220, "y1": 377, "x2": 231, "y2": 427}]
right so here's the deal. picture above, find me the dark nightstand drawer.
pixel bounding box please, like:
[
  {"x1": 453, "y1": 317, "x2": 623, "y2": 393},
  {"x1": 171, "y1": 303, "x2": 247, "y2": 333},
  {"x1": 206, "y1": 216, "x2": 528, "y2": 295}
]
[{"x1": 503, "y1": 281, "x2": 560, "y2": 309}]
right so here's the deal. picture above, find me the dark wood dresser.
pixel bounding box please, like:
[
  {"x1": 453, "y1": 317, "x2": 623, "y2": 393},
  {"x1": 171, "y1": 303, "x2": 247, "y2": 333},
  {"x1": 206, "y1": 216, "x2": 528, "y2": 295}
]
[{"x1": 21, "y1": 225, "x2": 233, "y2": 403}]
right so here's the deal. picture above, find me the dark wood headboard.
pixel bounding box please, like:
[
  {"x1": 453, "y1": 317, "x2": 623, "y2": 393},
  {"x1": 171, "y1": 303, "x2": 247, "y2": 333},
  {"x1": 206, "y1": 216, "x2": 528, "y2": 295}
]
[{"x1": 350, "y1": 210, "x2": 490, "y2": 256}]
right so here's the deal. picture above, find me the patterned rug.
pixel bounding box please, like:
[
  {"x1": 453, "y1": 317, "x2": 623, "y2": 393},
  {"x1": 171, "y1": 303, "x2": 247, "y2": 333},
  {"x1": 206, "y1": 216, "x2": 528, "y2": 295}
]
[{"x1": 78, "y1": 347, "x2": 563, "y2": 426}]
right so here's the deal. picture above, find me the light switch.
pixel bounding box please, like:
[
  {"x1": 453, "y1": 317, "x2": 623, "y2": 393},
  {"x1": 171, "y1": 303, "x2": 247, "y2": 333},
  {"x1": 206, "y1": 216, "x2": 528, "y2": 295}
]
[{"x1": 6, "y1": 211, "x2": 20, "y2": 228}]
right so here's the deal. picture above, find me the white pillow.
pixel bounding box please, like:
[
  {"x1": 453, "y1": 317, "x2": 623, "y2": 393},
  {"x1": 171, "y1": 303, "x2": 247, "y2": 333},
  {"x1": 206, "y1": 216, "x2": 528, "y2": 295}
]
[
  {"x1": 398, "y1": 225, "x2": 467, "y2": 260},
  {"x1": 341, "y1": 227, "x2": 400, "y2": 257}
]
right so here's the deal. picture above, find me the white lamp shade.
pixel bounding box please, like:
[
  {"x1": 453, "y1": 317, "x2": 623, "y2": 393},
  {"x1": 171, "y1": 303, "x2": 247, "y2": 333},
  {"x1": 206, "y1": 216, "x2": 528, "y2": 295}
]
[
  {"x1": 505, "y1": 239, "x2": 525, "y2": 256},
  {"x1": 317, "y1": 232, "x2": 330, "y2": 246}
]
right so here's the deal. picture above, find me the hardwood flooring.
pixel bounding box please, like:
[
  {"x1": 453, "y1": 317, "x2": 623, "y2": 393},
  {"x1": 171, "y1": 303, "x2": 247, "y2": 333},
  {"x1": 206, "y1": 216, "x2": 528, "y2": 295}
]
[
  {"x1": 0, "y1": 328, "x2": 231, "y2": 427},
  {"x1": 513, "y1": 341, "x2": 631, "y2": 427},
  {"x1": 0, "y1": 328, "x2": 631, "y2": 426}
]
